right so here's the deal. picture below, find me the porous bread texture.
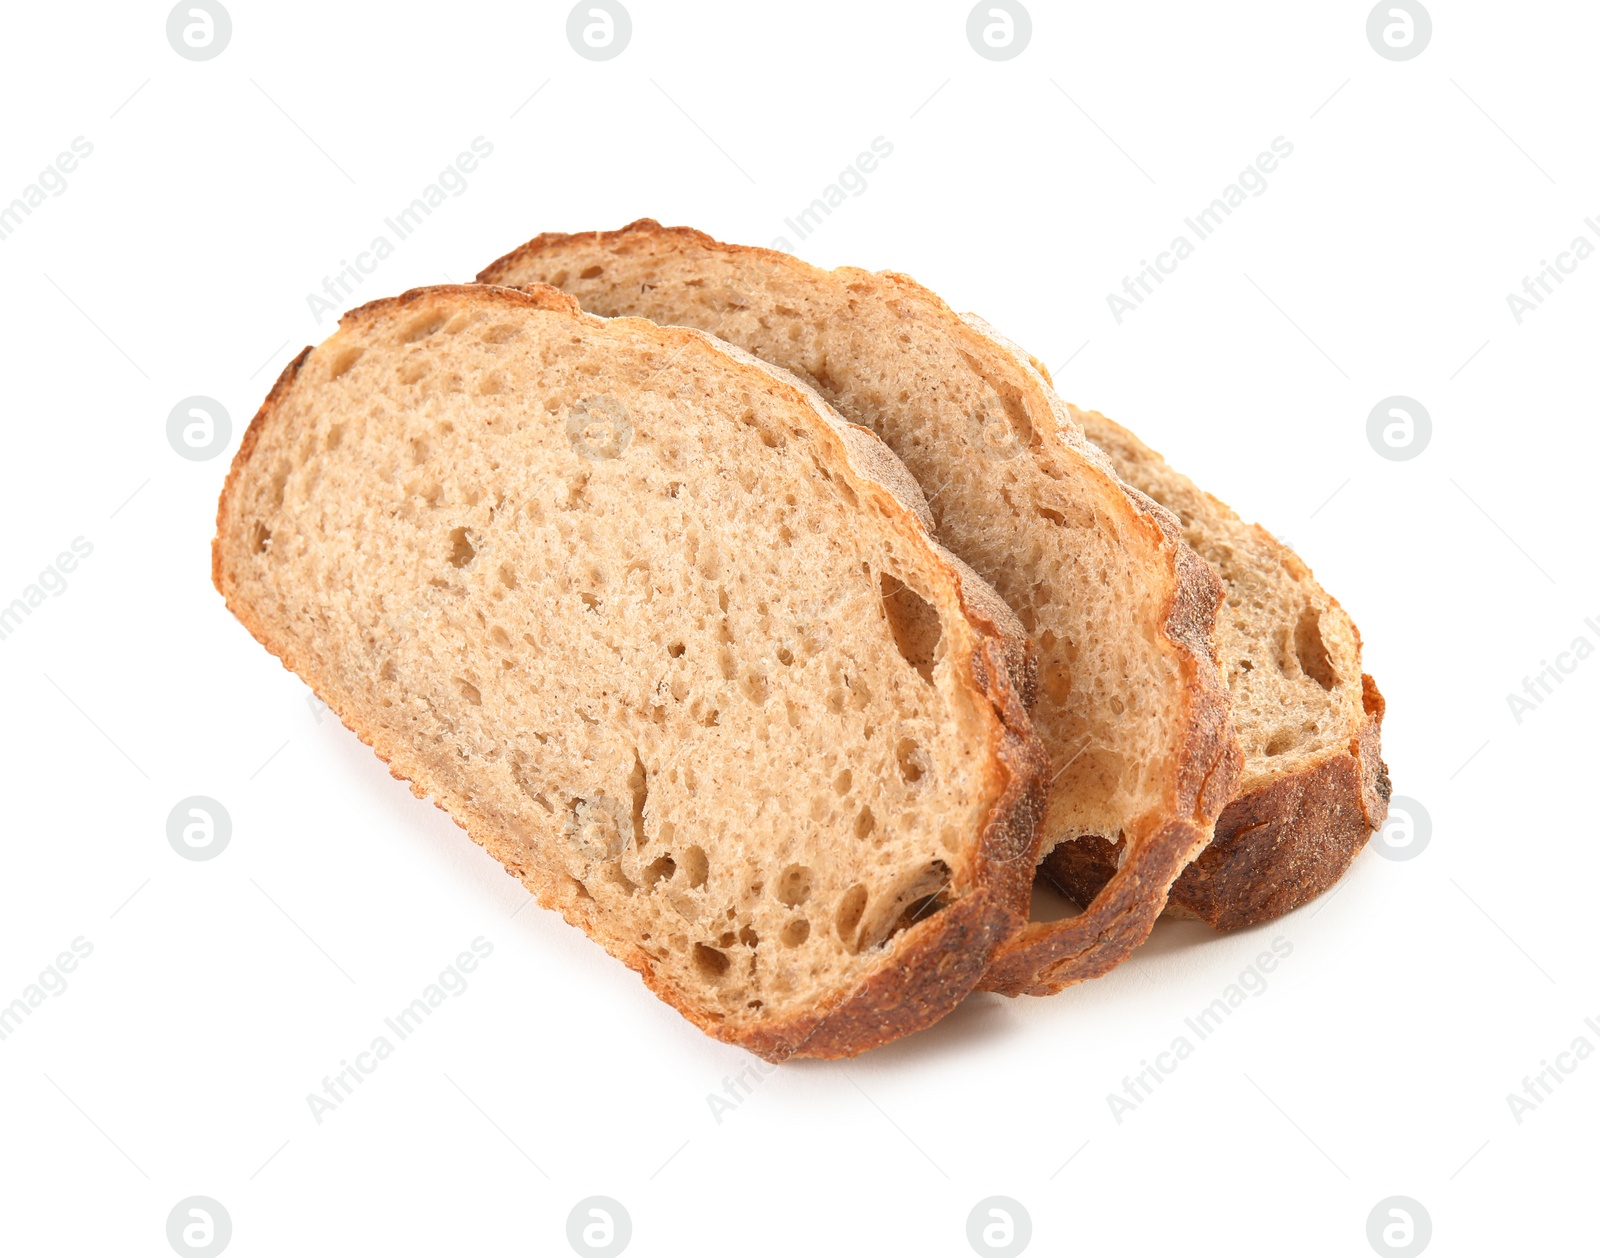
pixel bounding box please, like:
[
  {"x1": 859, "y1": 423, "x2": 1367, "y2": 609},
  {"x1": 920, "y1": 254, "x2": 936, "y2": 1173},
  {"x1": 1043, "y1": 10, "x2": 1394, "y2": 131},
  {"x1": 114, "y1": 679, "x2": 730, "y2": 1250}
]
[
  {"x1": 1044, "y1": 407, "x2": 1390, "y2": 929},
  {"x1": 213, "y1": 284, "x2": 1045, "y2": 1059},
  {"x1": 480, "y1": 223, "x2": 1241, "y2": 996}
]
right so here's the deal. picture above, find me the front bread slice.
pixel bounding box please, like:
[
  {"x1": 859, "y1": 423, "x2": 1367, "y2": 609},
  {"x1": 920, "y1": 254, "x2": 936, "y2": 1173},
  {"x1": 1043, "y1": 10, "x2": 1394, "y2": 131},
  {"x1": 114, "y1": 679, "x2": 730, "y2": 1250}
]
[
  {"x1": 479, "y1": 223, "x2": 1242, "y2": 996},
  {"x1": 1044, "y1": 408, "x2": 1390, "y2": 929},
  {"x1": 213, "y1": 284, "x2": 1045, "y2": 1059}
]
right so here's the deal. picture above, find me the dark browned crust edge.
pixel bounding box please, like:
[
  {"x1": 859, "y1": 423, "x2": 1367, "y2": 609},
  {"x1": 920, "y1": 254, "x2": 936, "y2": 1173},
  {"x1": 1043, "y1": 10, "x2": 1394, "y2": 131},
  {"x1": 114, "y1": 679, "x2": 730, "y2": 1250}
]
[
  {"x1": 707, "y1": 635, "x2": 1047, "y2": 1061},
  {"x1": 1043, "y1": 674, "x2": 1390, "y2": 931},
  {"x1": 1042, "y1": 407, "x2": 1391, "y2": 933},
  {"x1": 979, "y1": 501, "x2": 1241, "y2": 995},
  {"x1": 212, "y1": 284, "x2": 1047, "y2": 1061},
  {"x1": 480, "y1": 222, "x2": 1244, "y2": 998}
]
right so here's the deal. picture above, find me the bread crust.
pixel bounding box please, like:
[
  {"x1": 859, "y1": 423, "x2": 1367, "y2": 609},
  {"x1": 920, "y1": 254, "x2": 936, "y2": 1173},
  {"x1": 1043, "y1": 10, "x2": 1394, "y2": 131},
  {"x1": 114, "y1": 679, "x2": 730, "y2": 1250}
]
[
  {"x1": 1043, "y1": 675, "x2": 1389, "y2": 930},
  {"x1": 483, "y1": 224, "x2": 1242, "y2": 997},
  {"x1": 213, "y1": 284, "x2": 1047, "y2": 1059},
  {"x1": 1044, "y1": 408, "x2": 1391, "y2": 930},
  {"x1": 979, "y1": 496, "x2": 1241, "y2": 995}
]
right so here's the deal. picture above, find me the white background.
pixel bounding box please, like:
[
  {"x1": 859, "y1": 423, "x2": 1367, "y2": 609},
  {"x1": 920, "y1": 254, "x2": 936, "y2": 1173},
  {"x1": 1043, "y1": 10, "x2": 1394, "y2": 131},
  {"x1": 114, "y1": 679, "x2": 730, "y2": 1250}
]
[{"x1": 1, "y1": 2, "x2": 1595, "y2": 1254}]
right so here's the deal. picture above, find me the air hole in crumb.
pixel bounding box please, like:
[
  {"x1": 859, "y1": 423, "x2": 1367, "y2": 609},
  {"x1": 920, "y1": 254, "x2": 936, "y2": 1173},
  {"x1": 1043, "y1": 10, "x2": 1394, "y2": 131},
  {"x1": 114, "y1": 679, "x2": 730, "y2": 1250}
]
[
  {"x1": 327, "y1": 345, "x2": 365, "y2": 379},
  {"x1": 448, "y1": 527, "x2": 476, "y2": 567},
  {"x1": 579, "y1": 264, "x2": 604, "y2": 279},
  {"x1": 780, "y1": 918, "x2": 810, "y2": 947},
  {"x1": 738, "y1": 926, "x2": 759, "y2": 948},
  {"x1": 1293, "y1": 607, "x2": 1338, "y2": 690},
  {"x1": 691, "y1": 943, "x2": 729, "y2": 980},
  {"x1": 879, "y1": 574, "x2": 940, "y2": 685},
  {"x1": 498, "y1": 564, "x2": 518, "y2": 589},
  {"x1": 1265, "y1": 729, "x2": 1296, "y2": 757},
  {"x1": 776, "y1": 646, "x2": 794, "y2": 666},
  {"x1": 776, "y1": 865, "x2": 812, "y2": 907},
  {"x1": 400, "y1": 309, "x2": 447, "y2": 342},
  {"x1": 833, "y1": 769, "x2": 852, "y2": 795},
  {"x1": 668, "y1": 641, "x2": 686, "y2": 658},
  {"x1": 251, "y1": 522, "x2": 272, "y2": 554},
  {"x1": 896, "y1": 739, "x2": 926, "y2": 784},
  {"x1": 854, "y1": 806, "x2": 876, "y2": 839},
  {"x1": 682, "y1": 845, "x2": 708, "y2": 888},
  {"x1": 456, "y1": 679, "x2": 482, "y2": 706},
  {"x1": 835, "y1": 885, "x2": 868, "y2": 947}
]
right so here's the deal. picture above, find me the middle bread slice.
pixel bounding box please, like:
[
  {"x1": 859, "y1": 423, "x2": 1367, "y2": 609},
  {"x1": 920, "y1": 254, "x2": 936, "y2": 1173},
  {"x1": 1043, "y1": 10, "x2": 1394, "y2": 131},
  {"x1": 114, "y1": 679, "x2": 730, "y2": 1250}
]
[{"x1": 480, "y1": 222, "x2": 1243, "y2": 996}]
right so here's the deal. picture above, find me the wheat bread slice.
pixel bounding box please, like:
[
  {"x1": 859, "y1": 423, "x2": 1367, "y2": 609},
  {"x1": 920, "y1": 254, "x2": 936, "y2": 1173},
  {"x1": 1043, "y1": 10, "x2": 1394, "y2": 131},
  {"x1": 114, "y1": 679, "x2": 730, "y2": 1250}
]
[
  {"x1": 213, "y1": 284, "x2": 1046, "y2": 1059},
  {"x1": 479, "y1": 222, "x2": 1242, "y2": 996},
  {"x1": 1041, "y1": 407, "x2": 1390, "y2": 929}
]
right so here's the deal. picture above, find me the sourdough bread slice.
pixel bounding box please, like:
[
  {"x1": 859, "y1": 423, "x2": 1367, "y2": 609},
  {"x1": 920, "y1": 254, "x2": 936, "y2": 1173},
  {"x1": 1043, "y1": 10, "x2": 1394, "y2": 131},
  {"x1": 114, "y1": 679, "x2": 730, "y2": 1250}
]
[
  {"x1": 213, "y1": 284, "x2": 1046, "y2": 1059},
  {"x1": 1043, "y1": 407, "x2": 1390, "y2": 929},
  {"x1": 479, "y1": 223, "x2": 1242, "y2": 996}
]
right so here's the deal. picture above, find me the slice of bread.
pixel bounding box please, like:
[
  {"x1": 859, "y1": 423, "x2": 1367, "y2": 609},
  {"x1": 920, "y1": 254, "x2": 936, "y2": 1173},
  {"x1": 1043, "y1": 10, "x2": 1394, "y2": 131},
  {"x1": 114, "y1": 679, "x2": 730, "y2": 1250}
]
[
  {"x1": 479, "y1": 223, "x2": 1242, "y2": 996},
  {"x1": 1042, "y1": 407, "x2": 1390, "y2": 929},
  {"x1": 213, "y1": 284, "x2": 1046, "y2": 1059}
]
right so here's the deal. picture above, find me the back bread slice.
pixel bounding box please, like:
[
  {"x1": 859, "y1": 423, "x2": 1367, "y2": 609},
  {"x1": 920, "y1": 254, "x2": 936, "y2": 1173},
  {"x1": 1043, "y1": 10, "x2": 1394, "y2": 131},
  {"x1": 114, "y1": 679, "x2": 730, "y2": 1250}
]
[
  {"x1": 479, "y1": 222, "x2": 1241, "y2": 997},
  {"x1": 213, "y1": 284, "x2": 1046, "y2": 1060},
  {"x1": 1043, "y1": 408, "x2": 1390, "y2": 929}
]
